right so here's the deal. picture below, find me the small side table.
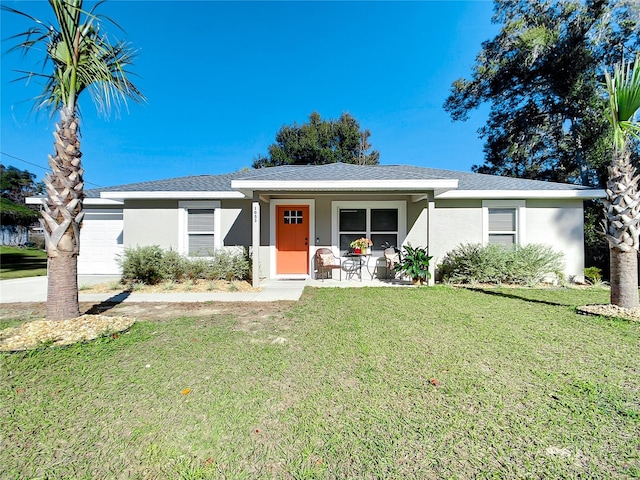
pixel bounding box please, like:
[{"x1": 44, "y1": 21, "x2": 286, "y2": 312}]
[{"x1": 344, "y1": 253, "x2": 370, "y2": 281}]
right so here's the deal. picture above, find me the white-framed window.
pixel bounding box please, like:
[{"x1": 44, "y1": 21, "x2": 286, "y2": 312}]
[
  {"x1": 332, "y1": 201, "x2": 406, "y2": 255},
  {"x1": 482, "y1": 200, "x2": 526, "y2": 246},
  {"x1": 178, "y1": 201, "x2": 221, "y2": 256}
]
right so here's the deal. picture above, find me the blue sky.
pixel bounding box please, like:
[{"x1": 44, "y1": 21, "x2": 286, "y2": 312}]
[{"x1": 1, "y1": 1, "x2": 497, "y2": 189}]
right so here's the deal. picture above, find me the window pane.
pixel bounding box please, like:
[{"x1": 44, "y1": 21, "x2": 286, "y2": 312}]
[
  {"x1": 189, "y1": 234, "x2": 215, "y2": 256},
  {"x1": 371, "y1": 234, "x2": 398, "y2": 251},
  {"x1": 188, "y1": 209, "x2": 215, "y2": 232},
  {"x1": 488, "y1": 233, "x2": 515, "y2": 246},
  {"x1": 340, "y1": 209, "x2": 366, "y2": 231},
  {"x1": 340, "y1": 233, "x2": 364, "y2": 251},
  {"x1": 371, "y1": 209, "x2": 398, "y2": 232},
  {"x1": 488, "y1": 208, "x2": 516, "y2": 232}
]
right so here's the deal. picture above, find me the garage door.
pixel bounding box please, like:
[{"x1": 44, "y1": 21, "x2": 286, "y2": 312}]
[{"x1": 78, "y1": 209, "x2": 124, "y2": 275}]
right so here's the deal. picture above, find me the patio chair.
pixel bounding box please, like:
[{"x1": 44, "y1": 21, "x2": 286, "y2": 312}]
[
  {"x1": 383, "y1": 247, "x2": 401, "y2": 279},
  {"x1": 315, "y1": 248, "x2": 342, "y2": 281}
]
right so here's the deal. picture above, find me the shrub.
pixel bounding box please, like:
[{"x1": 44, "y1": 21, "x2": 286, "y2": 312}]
[
  {"x1": 119, "y1": 245, "x2": 251, "y2": 284},
  {"x1": 207, "y1": 248, "x2": 250, "y2": 281},
  {"x1": 161, "y1": 249, "x2": 189, "y2": 281},
  {"x1": 439, "y1": 243, "x2": 565, "y2": 285},
  {"x1": 584, "y1": 266, "x2": 603, "y2": 285},
  {"x1": 119, "y1": 245, "x2": 165, "y2": 285},
  {"x1": 184, "y1": 257, "x2": 212, "y2": 280}
]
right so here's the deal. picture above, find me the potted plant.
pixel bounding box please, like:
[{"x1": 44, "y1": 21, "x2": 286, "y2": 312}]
[
  {"x1": 350, "y1": 237, "x2": 373, "y2": 254},
  {"x1": 396, "y1": 244, "x2": 432, "y2": 285}
]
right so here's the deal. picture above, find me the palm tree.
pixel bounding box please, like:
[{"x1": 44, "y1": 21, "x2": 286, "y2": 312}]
[
  {"x1": 602, "y1": 53, "x2": 640, "y2": 309},
  {"x1": 3, "y1": 0, "x2": 144, "y2": 320}
]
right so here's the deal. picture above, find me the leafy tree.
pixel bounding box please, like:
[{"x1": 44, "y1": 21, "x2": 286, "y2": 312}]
[
  {"x1": 3, "y1": 0, "x2": 144, "y2": 320},
  {"x1": 0, "y1": 198, "x2": 40, "y2": 226},
  {"x1": 602, "y1": 54, "x2": 640, "y2": 308},
  {"x1": 444, "y1": 0, "x2": 639, "y2": 185},
  {"x1": 0, "y1": 164, "x2": 43, "y2": 204},
  {"x1": 0, "y1": 164, "x2": 42, "y2": 229},
  {"x1": 253, "y1": 112, "x2": 380, "y2": 168}
]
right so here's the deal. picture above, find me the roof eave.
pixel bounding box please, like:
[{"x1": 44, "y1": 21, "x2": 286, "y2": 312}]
[
  {"x1": 231, "y1": 179, "x2": 459, "y2": 197},
  {"x1": 25, "y1": 196, "x2": 124, "y2": 206},
  {"x1": 435, "y1": 189, "x2": 606, "y2": 200},
  {"x1": 100, "y1": 191, "x2": 246, "y2": 200}
]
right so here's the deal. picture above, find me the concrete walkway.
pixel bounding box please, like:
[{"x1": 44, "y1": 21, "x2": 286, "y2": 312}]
[
  {"x1": 0, "y1": 274, "x2": 414, "y2": 304},
  {"x1": 0, "y1": 276, "x2": 307, "y2": 303}
]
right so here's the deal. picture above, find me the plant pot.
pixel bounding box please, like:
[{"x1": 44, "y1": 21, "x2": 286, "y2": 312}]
[
  {"x1": 361, "y1": 247, "x2": 369, "y2": 255},
  {"x1": 412, "y1": 277, "x2": 426, "y2": 286},
  {"x1": 354, "y1": 248, "x2": 361, "y2": 254}
]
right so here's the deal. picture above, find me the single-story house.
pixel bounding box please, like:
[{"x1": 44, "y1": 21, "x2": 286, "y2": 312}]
[{"x1": 31, "y1": 163, "x2": 605, "y2": 285}]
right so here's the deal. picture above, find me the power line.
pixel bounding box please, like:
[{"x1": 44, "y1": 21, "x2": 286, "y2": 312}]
[{"x1": 0, "y1": 151, "x2": 106, "y2": 188}]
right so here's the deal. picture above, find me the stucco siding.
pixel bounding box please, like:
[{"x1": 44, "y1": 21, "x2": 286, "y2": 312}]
[
  {"x1": 430, "y1": 200, "x2": 483, "y2": 270},
  {"x1": 123, "y1": 200, "x2": 179, "y2": 250},
  {"x1": 406, "y1": 200, "x2": 428, "y2": 247},
  {"x1": 314, "y1": 197, "x2": 333, "y2": 247},
  {"x1": 220, "y1": 200, "x2": 251, "y2": 247},
  {"x1": 525, "y1": 199, "x2": 585, "y2": 280}
]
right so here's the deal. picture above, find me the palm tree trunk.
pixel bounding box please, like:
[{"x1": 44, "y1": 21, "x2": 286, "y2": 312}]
[
  {"x1": 42, "y1": 107, "x2": 85, "y2": 321},
  {"x1": 610, "y1": 248, "x2": 639, "y2": 308},
  {"x1": 603, "y1": 151, "x2": 640, "y2": 309}
]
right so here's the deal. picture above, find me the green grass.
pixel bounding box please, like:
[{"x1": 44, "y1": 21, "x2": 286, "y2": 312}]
[
  {"x1": 0, "y1": 245, "x2": 47, "y2": 279},
  {"x1": 1, "y1": 286, "x2": 638, "y2": 478}
]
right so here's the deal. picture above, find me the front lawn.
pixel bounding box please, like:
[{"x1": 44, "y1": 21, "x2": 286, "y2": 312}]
[
  {"x1": 1, "y1": 286, "x2": 638, "y2": 478},
  {"x1": 0, "y1": 245, "x2": 47, "y2": 279}
]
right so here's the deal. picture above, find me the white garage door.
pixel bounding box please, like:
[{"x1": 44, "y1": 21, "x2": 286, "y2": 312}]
[{"x1": 78, "y1": 209, "x2": 124, "y2": 275}]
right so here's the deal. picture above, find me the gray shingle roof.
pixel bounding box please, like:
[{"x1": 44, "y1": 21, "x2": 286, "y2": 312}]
[
  {"x1": 85, "y1": 171, "x2": 246, "y2": 198},
  {"x1": 86, "y1": 162, "x2": 597, "y2": 198}
]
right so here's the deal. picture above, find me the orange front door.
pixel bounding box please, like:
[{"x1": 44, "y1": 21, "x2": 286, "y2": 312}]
[{"x1": 276, "y1": 205, "x2": 309, "y2": 275}]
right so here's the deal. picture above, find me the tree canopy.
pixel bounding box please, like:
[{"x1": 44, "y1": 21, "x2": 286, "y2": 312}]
[
  {"x1": 444, "y1": 0, "x2": 640, "y2": 186},
  {"x1": 253, "y1": 112, "x2": 380, "y2": 168},
  {"x1": 0, "y1": 164, "x2": 43, "y2": 204}
]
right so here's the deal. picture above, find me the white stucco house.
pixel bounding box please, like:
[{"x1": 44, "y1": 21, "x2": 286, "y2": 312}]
[{"x1": 31, "y1": 163, "x2": 605, "y2": 285}]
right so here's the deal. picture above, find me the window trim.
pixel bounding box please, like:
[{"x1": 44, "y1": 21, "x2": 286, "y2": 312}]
[
  {"x1": 178, "y1": 200, "x2": 221, "y2": 255},
  {"x1": 482, "y1": 200, "x2": 526, "y2": 246},
  {"x1": 332, "y1": 201, "x2": 406, "y2": 256}
]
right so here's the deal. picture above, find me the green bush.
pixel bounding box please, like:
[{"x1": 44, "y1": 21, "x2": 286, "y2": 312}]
[
  {"x1": 439, "y1": 243, "x2": 565, "y2": 285},
  {"x1": 207, "y1": 248, "x2": 250, "y2": 281},
  {"x1": 160, "y1": 249, "x2": 189, "y2": 281},
  {"x1": 119, "y1": 245, "x2": 250, "y2": 284},
  {"x1": 184, "y1": 258, "x2": 211, "y2": 280},
  {"x1": 119, "y1": 245, "x2": 165, "y2": 285},
  {"x1": 584, "y1": 266, "x2": 603, "y2": 284}
]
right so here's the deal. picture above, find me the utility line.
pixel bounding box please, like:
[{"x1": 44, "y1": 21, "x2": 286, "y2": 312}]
[{"x1": 0, "y1": 151, "x2": 106, "y2": 188}]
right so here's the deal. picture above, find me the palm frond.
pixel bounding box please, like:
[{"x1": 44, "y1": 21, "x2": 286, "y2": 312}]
[
  {"x1": 3, "y1": 0, "x2": 145, "y2": 117},
  {"x1": 605, "y1": 53, "x2": 640, "y2": 151}
]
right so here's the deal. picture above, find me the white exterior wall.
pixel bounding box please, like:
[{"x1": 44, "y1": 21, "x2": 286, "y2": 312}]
[
  {"x1": 429, "y1": 198, "x2": 586, "y2": 281},
  {"x1": 123, "y1": 200, "x2": 179, "y2": 250},
  {"x1": 219, "y1": 200, "x2": 251, "y2": 247},
  {"x1": 406, "y1": 200, "x2": 428, "y2": 247},
  {"x1": 525, "y1": 199, "x2": 585, "y2": 281},
  {"x1": 429, "y1": 199, "x2": 483, "y2": 276},
  {"x1": 85, "y1": 194, "x2": 586, "y2": 281}
]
